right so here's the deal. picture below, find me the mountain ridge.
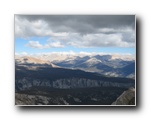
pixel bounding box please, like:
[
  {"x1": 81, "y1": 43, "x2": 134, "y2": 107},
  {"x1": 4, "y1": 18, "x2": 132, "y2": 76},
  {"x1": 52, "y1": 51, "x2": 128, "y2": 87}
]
[{"x1": 15, "y1": 54, "x2": 135, "y2": 78}]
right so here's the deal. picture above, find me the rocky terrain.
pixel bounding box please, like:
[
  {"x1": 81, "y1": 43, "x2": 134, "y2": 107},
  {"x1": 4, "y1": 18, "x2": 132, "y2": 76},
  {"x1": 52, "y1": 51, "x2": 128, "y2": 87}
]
[
  {"x1": 112, "y1": 88, "x2": 135, "y2": 105},
  {"x1": 15, "y1": 87, "x2": 128, "y2": 105}
]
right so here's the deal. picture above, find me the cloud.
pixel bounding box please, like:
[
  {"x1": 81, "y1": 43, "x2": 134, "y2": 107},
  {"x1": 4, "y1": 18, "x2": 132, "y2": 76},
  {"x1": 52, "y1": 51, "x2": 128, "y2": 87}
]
[
  {"x1": 32, "y1": 51, "x2": 135, "y2": 59},
  {"x1": 15, "y1": 15, "x2": 135, "y2": 34},
  {"x1": 26, "y1": 41, "x2": 64, "y2": 49},
  {"x1": 15, "y1": 52, "x2": 28, "y2": 56},
  {"x1": 15, "y1": 17, "x2": 53, "y2": 38},
  {"x1": 47, "y1": 32, "x2": 135, "y2": 47},
  {"x1": 47, "y1": 41, "x2": 64, "y2": 48},
  {"x1": 15, "y1": 15, "x2": 135, "y2": 48},
  {"x1": 26, "y1": 41, "x2": 44, "y2": 49}
]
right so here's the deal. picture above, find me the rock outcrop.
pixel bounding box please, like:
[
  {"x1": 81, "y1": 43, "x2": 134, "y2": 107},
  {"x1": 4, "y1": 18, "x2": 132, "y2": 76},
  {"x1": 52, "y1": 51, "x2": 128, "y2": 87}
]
[{"x1": 112, "y1": 88, "x2": 135, "y2": 105}]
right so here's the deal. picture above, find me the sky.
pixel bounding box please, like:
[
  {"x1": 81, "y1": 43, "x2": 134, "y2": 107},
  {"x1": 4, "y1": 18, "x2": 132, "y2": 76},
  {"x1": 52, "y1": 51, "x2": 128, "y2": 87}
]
[{"x1": 15, "y1": 15, "x2": 135, "y2": 55}]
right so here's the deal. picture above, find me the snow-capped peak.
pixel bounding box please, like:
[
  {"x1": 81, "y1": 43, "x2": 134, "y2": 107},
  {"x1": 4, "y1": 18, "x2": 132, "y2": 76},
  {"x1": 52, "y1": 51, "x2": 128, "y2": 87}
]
[{"x1": 84, "y1": 58, "x2": 101, "y2": 65}]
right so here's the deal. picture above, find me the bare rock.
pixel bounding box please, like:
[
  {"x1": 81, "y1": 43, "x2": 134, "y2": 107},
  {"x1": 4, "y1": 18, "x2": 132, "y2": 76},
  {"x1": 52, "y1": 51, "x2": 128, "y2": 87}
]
[{"x1": 112, "y1": 88, "x2": 135, "y2": 105}]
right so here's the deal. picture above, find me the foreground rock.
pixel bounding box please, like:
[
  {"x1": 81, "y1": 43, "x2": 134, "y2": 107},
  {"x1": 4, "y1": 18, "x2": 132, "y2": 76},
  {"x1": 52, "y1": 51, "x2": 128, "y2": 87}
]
[
  {"x1": 15, "y1": 87, "x2": 127, "y2": 105},
  {"x1": 15, "y1": 93, "x2": 69, "y2": 105},
  {"x1": 112, "y1": 88, "x2": 135, "y2": 105}
]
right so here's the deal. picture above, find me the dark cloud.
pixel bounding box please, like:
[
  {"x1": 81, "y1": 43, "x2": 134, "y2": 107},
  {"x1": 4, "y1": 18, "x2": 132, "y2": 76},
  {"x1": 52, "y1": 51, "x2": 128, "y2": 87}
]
[
  {"x1": 16, "y1": 15, "x2": 135, "y2": 33},
  {"x1": 15, "y1": 15, "x2": 135, "y2": 48}
]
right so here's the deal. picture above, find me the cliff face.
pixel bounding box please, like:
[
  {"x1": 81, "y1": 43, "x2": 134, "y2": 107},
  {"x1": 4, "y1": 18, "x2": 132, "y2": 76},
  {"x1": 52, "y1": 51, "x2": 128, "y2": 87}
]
[
  {"x1": 112, "y1": 88, "x2": 135, "y2": 105},
  {"x1": 16, "y1": 77, "x2": 134, "y2": 91},
  {"x1": 15, "y1": 65, "x2": 135, "y2": 91}
]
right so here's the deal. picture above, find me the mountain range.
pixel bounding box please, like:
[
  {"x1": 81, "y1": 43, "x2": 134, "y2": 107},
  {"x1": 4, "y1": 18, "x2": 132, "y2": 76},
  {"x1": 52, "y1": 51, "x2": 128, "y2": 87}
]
[
  {"x1": 16, "y1": 54, "x2": 135, "y2": 78},
  {"x1": 15, "y1": 54, "x2": 135, "y2": 105}
]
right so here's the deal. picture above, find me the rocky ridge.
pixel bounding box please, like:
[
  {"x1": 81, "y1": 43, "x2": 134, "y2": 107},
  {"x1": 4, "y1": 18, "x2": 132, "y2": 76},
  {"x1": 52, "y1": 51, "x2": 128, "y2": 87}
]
[{"x1": 112, "y1": 88, "x2": 135, "y2": 105}]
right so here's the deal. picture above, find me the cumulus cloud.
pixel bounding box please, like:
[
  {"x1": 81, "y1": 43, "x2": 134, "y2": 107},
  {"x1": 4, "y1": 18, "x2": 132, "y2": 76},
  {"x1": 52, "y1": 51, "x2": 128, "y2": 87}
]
[
  {"x1": 26, "y1": 41, "x2": 64, "y2": 49},
  {"x1": 15, "y1": 15, "x2": 135, "y2": 48},
  {"x1": 26, "y1": 41, "x2": 44, "y2": 49},
  {"x1": 47, "y1": 32, "x2": 134, "y2": 47}
]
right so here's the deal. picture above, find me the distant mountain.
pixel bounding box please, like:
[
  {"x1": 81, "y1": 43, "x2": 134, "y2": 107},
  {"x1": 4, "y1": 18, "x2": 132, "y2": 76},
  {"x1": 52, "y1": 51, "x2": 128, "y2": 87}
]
[
  {"x1": 15, "y1": 56, "x2": 58, "y2": 68},
  {"x1": 15, "y1": 56, "x2": 50, "y2": 64},
  {"x1": 15, "y1": 54, "x2": 135, "y2": 78},
  {"x1": 94, "y1": 55, "x2": 112, "y2": 62},
  {"x1": 49, "y1": 55, "x2": 135, "y2": 78},
  {"x1": 120, "y1": 62, "x2": 135, "y2": 75},
  {"x1": 75, "y1": 57, "x2": 102, "y2": 67},
  {"x1": 52, "y1": 56, "x2": 91, "y2": 68},
  {"x1": 101, "y1": 62, "x2": 135, "y2": 78}
]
